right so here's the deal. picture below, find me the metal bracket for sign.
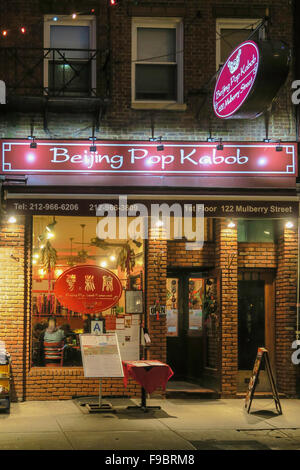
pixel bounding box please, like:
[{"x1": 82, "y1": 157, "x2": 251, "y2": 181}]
[{"x1": 86, "y1": 379, "x2": 116, "y2": 414}]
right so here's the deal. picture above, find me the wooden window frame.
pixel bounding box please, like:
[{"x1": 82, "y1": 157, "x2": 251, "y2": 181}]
[{"x1": 131, "y1": 17, "x2": 185, "y2": 110}]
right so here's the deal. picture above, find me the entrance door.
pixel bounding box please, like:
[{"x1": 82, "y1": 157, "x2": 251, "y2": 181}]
[
  {"x1": 237, "y1": 272, "x2": 275, "y2": 391},
  {"x1": 166, "y1": 274, "x2": 205, "y2": 382}
]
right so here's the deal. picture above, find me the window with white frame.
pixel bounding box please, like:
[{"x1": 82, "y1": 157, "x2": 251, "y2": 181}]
[
  {"x1": 216, "y1": 18, "x2": 263, "y2": 70},
  {"x1": 44, "y1": 15, "x2": 96, "y2": 96},
  {"x1": 132, "y1": 18, "x2": 184, "y2": 105}
]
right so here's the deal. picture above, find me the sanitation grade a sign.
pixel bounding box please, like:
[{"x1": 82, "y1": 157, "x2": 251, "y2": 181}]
[
  {"x1": 54, "y1": 265, "x2": 123, "y2": 314},
  {"x1": 213, "y1": 41, "x2": 259, "y2": 119}
]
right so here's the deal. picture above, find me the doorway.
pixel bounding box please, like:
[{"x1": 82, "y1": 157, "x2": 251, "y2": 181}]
[
  {"x1": 237, "y1": 272, "x2": 275, "y2": 391},
  {"x1": 166, "y1": 272, "x2": 210, "y2": 384}
]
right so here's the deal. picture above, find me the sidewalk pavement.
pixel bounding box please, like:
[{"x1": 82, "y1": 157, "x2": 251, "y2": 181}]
[{"x1": 0, "y1": 396, "x2": 300, "y2": 450}]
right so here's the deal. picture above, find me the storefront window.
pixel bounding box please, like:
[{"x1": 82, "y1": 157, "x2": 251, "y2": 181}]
[
  {"x1": 166, "y1": 278, "x2": 179, "y2": 336},
  {"x1": 31, "y1": 216, "x2": 144, "y2": 368},
  {"x1": 237, "y1": 220, "x2": 276, "y2": 243}
]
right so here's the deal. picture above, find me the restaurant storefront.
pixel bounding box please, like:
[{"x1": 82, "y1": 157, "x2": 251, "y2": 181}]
[{"x1": 0, "y1": 138, "x2": 298, "y2": 400}]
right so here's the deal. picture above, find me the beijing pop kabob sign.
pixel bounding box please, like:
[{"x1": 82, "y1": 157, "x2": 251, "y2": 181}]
[
  {"x1": 213, "y1": 40, "x2": 290, "y2": 119},
  {"x1": 0, "y1": 140, "x2": 297, "y2": 178}
]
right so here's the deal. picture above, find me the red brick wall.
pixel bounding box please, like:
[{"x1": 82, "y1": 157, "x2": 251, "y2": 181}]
[
  {"x1": 238, "y1": 243, "x2": 277, "y2": 269},
  {"x1": 167, "y1": 241, "x2": 215, "y2": 268},
  {"x1": 146, "y1": 227, "x2": 167, "y2": 363},
  {"x1": 0, "y1": 217, "x2": 26, "y2": 401},
  {"x1": 215, "y1": 219, "x2": 238, "y2": 397},
  {"x1": 26, "y1": 368, "x2": 140, "y2": 401},
  {"x1": 275, "y1": 227, "x2": 298, "y2": 396}
]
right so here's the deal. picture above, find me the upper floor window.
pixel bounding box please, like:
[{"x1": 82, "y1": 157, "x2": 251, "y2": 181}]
[
  {"x1": 216, "y1": 18, "x2": 262, "y2": 70},
  {"x1": 132, "y1": 18, "x2": 184, "y2": 109},
  {"x1": 44, "y1": 16, "x2": 96, "y2": 96}
]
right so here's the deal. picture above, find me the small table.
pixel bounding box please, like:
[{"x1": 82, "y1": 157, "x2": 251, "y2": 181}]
[{"x1": 122, "y1": 360, "x2": 174, "y2": 412}]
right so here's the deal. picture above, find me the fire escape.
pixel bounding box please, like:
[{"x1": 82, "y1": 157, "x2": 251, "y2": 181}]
[{"x1": 0, "y1": 46, "x2": 111, "y2": 131}]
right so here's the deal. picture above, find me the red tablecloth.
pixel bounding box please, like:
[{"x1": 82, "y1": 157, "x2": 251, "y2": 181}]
[{"x1": 122, "y1": 360, "x2": 174, "y2": 394}]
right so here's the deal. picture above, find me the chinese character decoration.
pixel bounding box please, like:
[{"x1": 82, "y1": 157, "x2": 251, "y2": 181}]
[
  {"x1": 102, "y1": 275, "x2": 113, "y2": 292},
  {"x1": 85, "y1": 274, "x2": 95, "y2": 292},
  {"x1": 66, "y1": 274, "x2": 76, "y2": 292}
]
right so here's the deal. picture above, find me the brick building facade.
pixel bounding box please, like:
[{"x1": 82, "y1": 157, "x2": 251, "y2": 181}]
[{"x1": 0, "y1": 0, "x2": 299, "y2": 401}]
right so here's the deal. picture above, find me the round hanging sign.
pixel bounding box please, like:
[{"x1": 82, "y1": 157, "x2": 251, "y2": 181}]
[
  {"x1": 54, "y1": 264, "x2": 123, "y2": 314},
  {"x1": 213, "y1": 40, "x2": 290, "y2": 120},
  {"x1": 213, "y1": 41, "x2": 260, "y2": 119}
]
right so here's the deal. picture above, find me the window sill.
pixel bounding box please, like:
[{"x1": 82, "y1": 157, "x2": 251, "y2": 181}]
[{"x1": 131, "y1": 102, "x2": 187, "y2": 111}]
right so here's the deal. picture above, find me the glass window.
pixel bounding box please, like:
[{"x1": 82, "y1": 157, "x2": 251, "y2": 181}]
[
  {"x1": 50, "y1": 25, "x2": 90, "y2": 59},
  {"x1": 188, "y1": 278, "x2": 204, "y2": 334},
  {"x1": 31, "y1": 216, "x2": 144, "y2": 368},
  {"x1": 44, "y1": 16, "x2": 95, "y2": 96},
  {"x1": 132, "y1": 19, "x2": 183, "y2": 103},
  {"x1": 166, "y1": 278, "x2": 179, "y2": 336},
  {"x1": 216, "y1": 19, "x2": 262, "y2": 70},
  {"x1": 220, "y1": 28, "x2": 251, "y2": 64},
  {"x1": 237, "y1": 220, "x2": 276, "y2": 243}
]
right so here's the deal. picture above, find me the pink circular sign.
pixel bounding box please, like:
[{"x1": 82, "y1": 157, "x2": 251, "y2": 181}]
[{"x1": 213, "y1": 41, "x2": 260, "y2": 119}]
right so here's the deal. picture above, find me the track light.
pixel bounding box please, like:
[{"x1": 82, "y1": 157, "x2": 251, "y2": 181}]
[
  {"x1": 216, "y1": 139, "x2": 223, "y2": 151},
  {"x1": 157, "y1": 137, "x2": 164, "y2": 151},
  {"x1": 89, "y1": 136, "x2": 97, "y2": 152},
  {"x1": 149, "y1": 135, "x2": 164, "y2": 150},
  {"x1": 28, "y1": 135, "x2": 37, "y2": 149}
]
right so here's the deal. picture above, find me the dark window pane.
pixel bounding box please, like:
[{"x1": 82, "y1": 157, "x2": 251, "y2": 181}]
[
  {"x1": 135, "y1": 64, "x2": 177, "y2": 100},
  {"x1": 237, "y1": 220, "x2": 275, "y2": 243},
  {"x1": 50, "y1": 25, "x2": 90, "y2": 60},
  {"x1": 48, "y1": 61, "x2": 91, "y2": 96},
  {"x1": 137, "y1": 28, "x2": 176, "y2": 62}
]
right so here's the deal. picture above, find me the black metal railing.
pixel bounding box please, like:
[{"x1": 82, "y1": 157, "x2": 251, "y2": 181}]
[{"x1": 0, "y1": 47, "x2": 110, "y2": 98}]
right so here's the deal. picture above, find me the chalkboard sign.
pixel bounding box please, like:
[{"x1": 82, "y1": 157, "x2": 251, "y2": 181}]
[{"x1": 245, "y1": 347, "x2": 282, "y2": 414}]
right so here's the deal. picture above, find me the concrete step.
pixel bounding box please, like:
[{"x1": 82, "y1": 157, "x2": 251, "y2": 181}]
[{"x1": 166, "y1": 381, "x2": 220, "y2": 399}]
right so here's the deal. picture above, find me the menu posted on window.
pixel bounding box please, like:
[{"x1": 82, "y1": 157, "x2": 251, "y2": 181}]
[{"x1": 80, "y1": 333, "x2": 124, "y2": 378}]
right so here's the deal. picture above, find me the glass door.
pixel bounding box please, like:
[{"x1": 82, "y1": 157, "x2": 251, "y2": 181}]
[{"x1": 166, "y1": 274, "x2": 205, "y2": 382}]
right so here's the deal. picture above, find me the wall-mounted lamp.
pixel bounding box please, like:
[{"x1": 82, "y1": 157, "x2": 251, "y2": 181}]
[
  {"x1": 285, "y1": 221, "x2": 294, "y2": 229},
  {"x1": 227, "y1": 220, "x2": 236, "y2": 228},
  {"x1": 8, "y1": 216, "x2": 17, "y2": 224}
]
